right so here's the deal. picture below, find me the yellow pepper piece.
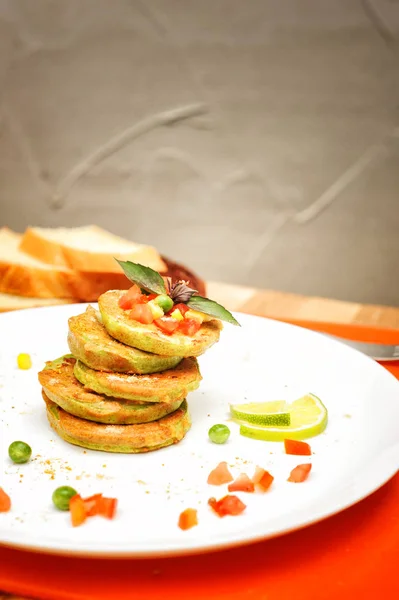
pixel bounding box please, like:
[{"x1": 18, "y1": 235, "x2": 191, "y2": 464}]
[
  {"x1": 147, "y1": 300, "x2": 164, "y2": 320},
  {"x1": 185, "y1": 309, "x2": 205, "y2": 323},
  {"x1": 170, "y1": 308, "x2": 184, "y2": 321},
  {"x1": 17, "y1": 353, "x2": 32, "y2": 370}
]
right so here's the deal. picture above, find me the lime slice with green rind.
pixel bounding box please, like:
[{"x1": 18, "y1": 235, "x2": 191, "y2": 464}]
[
  {"x1": 230, "y1": 401, "x2": 290, "y2": 426},
  {"x1": 237, "y1": 393, "x2": 328, "y2": 441}
]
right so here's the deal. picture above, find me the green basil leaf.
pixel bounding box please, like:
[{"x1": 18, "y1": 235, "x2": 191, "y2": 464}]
[
  {"x1": 116, "y1": 259, "x2": 166, "y2": 295},
  {"x1": 187, "y1": 295, "x2": 240, "y2": 326}
]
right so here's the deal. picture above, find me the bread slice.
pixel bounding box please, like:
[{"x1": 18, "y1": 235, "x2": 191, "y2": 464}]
[
  {"x1": 0, "y1": 291, "x2": 73, "y2": 313},
  {"x1": 0, "y1": 228, "x2": 131, "y2": 301},
  {"x1": 19, "y1": 225, "x2": 167, "y2": 273}
]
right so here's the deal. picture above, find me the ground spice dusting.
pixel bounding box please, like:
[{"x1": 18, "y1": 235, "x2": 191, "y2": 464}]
[{"x1": 35, "y1": 457, "x2": 74, "y2": 479}]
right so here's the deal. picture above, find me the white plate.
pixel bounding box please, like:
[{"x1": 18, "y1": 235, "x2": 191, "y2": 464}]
[{"x1": 0, "y1": 305, "x2": 398, "y2": 557}]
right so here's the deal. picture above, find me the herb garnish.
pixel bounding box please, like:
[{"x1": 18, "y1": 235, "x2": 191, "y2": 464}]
[{"x1": 117, "y1": 260, "x2": 240, "y2": 326}]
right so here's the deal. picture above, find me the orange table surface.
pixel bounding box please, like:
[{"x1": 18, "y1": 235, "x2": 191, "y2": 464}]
[{"x1": 0, "y1": 324, "x2": 398, "y2": 600}]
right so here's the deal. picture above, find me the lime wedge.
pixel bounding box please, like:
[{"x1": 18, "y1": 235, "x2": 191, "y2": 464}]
[
  {"x1": 238, "y1": 393, "x2": 328, "y2": 441},
  {"x1": 230, "y1": 401, "x2": 290, "y2": 426}
]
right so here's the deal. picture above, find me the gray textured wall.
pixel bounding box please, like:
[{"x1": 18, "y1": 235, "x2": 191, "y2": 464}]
[{"x1": 0, "y1": 0, "x2": 398, "y2": 305}]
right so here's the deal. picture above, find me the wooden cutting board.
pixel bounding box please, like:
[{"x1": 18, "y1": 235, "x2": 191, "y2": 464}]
[{"x1": 207, "y1": 282, "x2": 399, "y2": 329}]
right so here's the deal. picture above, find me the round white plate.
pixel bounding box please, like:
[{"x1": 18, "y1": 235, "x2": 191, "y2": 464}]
[{"x1": 0, "y1": 304, "x2": 398, "y2": 557}]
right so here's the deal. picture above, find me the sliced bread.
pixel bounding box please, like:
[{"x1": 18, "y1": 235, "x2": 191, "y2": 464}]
[
  {"x1": 19, "y1": 225, "x2": 167, "y2": 273},
  {"x1": 0, "y1": 291, "x2": 73, "y2": 313},
  {"x1": 0, "y1": 228, "x2": 131, "y2": 301}
]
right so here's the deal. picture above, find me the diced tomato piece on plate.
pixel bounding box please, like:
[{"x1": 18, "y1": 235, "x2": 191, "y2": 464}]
[
  {"x1": 207, "y1": 461, "x2": 234, "y2": 485},
  {"x1": 70, "y1": 494, "x2": 87, "y2": 527},
  {"x1": 129, "y1": 304, "x2": 154, "y2": 324},
  {"x1": 284, "y1": 439, "x2": 312, "y2": 456},
  {"x1": 208, "y1": 495, "x2": 246, "y2": 517},
  {"x1": 173, "y1": 303, "x2": 190, "y2": 316},
  {"x1": 252, "y1": 466, "x2": 265, "y2": 484},
  {"x1": 118, "y1": 284, "x2": 142, "y2": 309},
  {"x1": 252, "y1": 467, "x2": 274, "y2": 491},
  {"x1": 178, "y1": 508, "x2": 198, "y2": 530},
  {"x1": 98, "y1": 497, "x2": 118, "y2": 519},
  {"x1": 178, "y1": 318, "x2": 201, "y2": 336},
  {"x1": 0, "y1": 488, "x2": 11, "y2": 512},
  {"x1": 228, "y1": 473, "x2": 255, "y2": 493},
  {"x1": 154, "y1": 317, "x2": 180, "y2": 334},
  {"x1": 288, "y1": 463, "x2": 312, "y2": 483},
  {"x1": 83, "y1": 493, "x2": 103, "y2": 517}
]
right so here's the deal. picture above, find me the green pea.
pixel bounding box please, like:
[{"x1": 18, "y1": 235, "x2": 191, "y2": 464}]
[
  {"x1": 208, "y1": 424, "x2": 230, "y2": 444},
  {"x1": 52, "y1": 486, "x2": 78, "y2": 511},
  {"x1": 8, "y1": 441, "x2": 32, "y2": 464},
  {"x1": 154, "y1": 294, "x2": 174, "y2": 313}
]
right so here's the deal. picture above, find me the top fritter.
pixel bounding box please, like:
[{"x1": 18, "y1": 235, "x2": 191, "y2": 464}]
[{"x1": 98, "y1": 260, "x2": 240, "y2": 357}]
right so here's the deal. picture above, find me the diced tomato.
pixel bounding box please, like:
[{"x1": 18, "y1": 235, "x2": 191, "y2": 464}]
[
  {"x1": 154, "y1": 317, "x2": 179, "y2": 335},
  {"x1": 83, "y1": 493, "x2": 103, "y2": 517},
  {"x1": 208, "y1": 495, "x2": 246, "y2": 517},
  {"x1": 138, "y1": 293, "x2": 157, "y2": 304},
  {"x1": 228, "y1": 473, "x2": 255, "y2": 493},
  {"x1": 70, "y1": 494, "x2": 87, "y2": 527},
  {"x1": 118, "y1": 284, "x2": 142, "y2": 309},
  {"x1": 178, "y1": 318, "x2": 201, "y2": 336},
  {"x1": 129, "y1": 304, "x2": 154, "y2": 324},
  {"x1": 98, "y1": 497, "x2": 118, "y2": 519},
  {"x1": 0, "y1": 488, "x2": 11, "y2": 512},
  {"x1": 252, "y1": 466, "x2": 265, "y2": 484},
  {"x1": 178, "y1": 508, "x2": 198, "y2": 530},
  {"x1": 173, "y1": 303, "x2": 190, "y2": 317},
  {"x1": 252, "y1": 467, "x2": 274, "y2": 491},
  {"x1": 284, "y1": 439, "x2": 312, "y2": 456},
  {"x1": 207, "y1": 461, "x2": 234, "y2": 486},
  {"x1": 288, "y1": 463, "x2": 312, "y2": 483},
  {"x1": 119, "y1": 295, "x2": 133, "y2": 310}
]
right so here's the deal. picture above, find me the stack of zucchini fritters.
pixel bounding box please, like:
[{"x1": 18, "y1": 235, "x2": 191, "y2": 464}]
[{"x1": 38, "y1": 290, "x2": 222, "y2": 453}]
